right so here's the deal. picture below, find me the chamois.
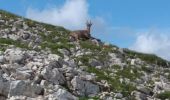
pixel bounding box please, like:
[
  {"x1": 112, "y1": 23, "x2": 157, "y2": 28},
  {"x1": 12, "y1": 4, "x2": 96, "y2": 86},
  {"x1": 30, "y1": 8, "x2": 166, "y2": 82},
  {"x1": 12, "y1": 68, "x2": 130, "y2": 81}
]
[{"x1": 70, "y1": 21, "x2": 92, "y2": 41}]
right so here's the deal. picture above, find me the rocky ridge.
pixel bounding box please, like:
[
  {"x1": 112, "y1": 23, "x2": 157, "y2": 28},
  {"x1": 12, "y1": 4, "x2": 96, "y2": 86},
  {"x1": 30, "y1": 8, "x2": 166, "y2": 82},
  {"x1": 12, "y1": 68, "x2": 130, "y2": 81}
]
[{"x1": 0, "y1": 10, "x2": 170, "y2": 100}]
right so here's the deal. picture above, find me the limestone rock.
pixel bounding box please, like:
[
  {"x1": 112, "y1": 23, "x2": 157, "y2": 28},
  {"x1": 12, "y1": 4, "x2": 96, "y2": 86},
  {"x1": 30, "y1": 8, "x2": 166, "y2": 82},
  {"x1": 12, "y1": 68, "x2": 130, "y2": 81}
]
[
  {"x1": 4, "y1": 48, "x2": 27, "y2": 64},
  {"x1": 0, "y1": 55, "x2": 4, "y2": 63},
  {"x1": 0, "y1": 80, "x2": 10, "y2": 98},
  {"x1": 47, "y1": 89, "x2": 78, "y2": 100},
  {"x1": 71, "y1": 76, "x2": 100, "y2": 96},
  {"x1": 41, "y1": 67, "x2": 66, "y2": 85},
  {"x1": 89, "y1": 59, "x2": 103, "y2": 67},
  {"x1": 9, "y1": 80, "x2": 44, "y2": 97}
]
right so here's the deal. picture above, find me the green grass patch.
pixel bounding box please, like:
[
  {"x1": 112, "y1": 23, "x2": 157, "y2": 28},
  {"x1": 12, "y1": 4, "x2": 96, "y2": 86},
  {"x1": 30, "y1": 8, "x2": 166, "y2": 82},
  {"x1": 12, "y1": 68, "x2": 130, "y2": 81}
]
[
  {"x1": 157, "y1": 91, "x2": 170, "y2": 99},
  {"x1": 87, "y1": 66, "x2": 136, "y2": 97},
  {"x1": 40, "y1": 41, "x2": 74, "y2": 57},
  {"x1": 124, "y1": 49, "x2": 169, "y2": 67},
  {"x1": 0, "y1": 38, "x2": 30, "y2": 49},
  {"x1": 0, "y1": 10, "x2": 19, "y2": 20},
  {"x1": 141, "y1": 65, "x2": 153, "y2": 73},
  {"x1": 112, "y1": 65, "x2": 121, "y2": 70},
  {"x1": 80, "y1": 40, "x2": 102, "y2": 51},
  {"x1": 116, "y1": 66, "x2": 142, "y2": 81}
]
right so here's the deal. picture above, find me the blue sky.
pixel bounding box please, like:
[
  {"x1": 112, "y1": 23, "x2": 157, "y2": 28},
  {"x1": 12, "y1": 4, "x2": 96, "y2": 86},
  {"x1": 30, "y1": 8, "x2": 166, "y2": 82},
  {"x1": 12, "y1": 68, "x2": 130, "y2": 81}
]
[
  {"x1": 1, "y1": 0, "x2": 170, "y2": 28},
  {"x1": 1, "y1": 0, "x2": 170, "y2": 60}
]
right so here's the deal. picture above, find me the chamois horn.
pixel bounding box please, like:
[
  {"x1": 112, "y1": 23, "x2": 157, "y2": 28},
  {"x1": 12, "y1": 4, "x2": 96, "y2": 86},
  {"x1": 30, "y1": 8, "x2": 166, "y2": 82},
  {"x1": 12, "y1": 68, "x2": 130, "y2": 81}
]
[{"x1": 86, "y1": 20, "x2": 92, "y2": 25}]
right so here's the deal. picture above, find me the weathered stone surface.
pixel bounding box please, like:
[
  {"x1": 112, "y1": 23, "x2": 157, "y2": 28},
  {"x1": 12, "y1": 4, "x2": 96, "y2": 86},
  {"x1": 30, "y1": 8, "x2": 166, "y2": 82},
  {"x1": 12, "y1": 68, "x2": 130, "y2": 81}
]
[
  {"x1": 0, "y1": 80, "x2": 10, "y2": 97},
  {"x1": 47, "y1": 89, "x2": 78, "y2": 100},
  {"x1": 132, "y1": 91, "x2": 148, "y2": 100},
  {"x1": 8, "y1": 96, "x2": 27, "y2": 100},
  {"x1": 89, "y1": 59, "x2": 103, "y2": 67},
  {"x1": 8, "y1": 34, "x2": 20, "y2": 40},
  {"x1": 0, "y1": 55, "x2": 4, "y2": 63},
  {"x1": 4, "y1": 48, "x2": 27, "y2": 63},
  {"x1": 49, "y1": 61, "x2": 63, "y2": 68},
  {"x1": 114, "y1": 93, "x2": 123, "y2": 99},
  {"x1": 58, "y1": 48, "x2": 71, "y2": 56},
  {"x1": 137, "y1": 86, "x2": 153, "y2": 95},
  {"x1": 9, "y1": 80, "x2": 44, "y2": 97},
  {"x1": 48, "y1": 54, "x2": 60, "y2": 61},
  {"x1": 71, "y1": 76, "x2": 100, "y2": 96},
  {"x1": 41, "y1": 67, "x2": 66, "y2": 85},
  {"x1": 22, "y1": 33, "x2": 30, "y2": 40},
  {"x1": 13, "y1": 70, "x2": 33, "y2": 80}
]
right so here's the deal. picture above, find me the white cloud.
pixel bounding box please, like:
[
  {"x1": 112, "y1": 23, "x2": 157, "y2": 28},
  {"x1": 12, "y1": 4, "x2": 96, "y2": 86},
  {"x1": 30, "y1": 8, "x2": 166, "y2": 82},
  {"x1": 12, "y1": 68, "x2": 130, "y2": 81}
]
[
  {"x1": 26, "y1": 0, "x2": 89, "y2": 30},
  {"x1": 26, "y1": 0, "x2": 111, "y2": 40},
  {"x1": 130, "y1": 32, "x2": 170, "y2": 60}
]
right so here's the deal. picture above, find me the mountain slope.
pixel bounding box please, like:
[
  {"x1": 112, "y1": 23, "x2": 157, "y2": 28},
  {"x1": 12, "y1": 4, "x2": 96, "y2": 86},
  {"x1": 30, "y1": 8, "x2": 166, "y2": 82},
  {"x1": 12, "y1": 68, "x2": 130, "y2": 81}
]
[{"x1": 0, "y1": 10, "x2": 170, "y2": 100}]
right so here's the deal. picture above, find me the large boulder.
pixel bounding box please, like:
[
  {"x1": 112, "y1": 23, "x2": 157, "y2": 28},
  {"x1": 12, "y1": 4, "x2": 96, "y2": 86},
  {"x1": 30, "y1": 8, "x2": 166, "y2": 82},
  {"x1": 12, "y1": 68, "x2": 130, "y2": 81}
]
[
  {"x1": 41, "y1": 67, "x2": 66, "y2": 85},
  {"x1": 89, "y1": 59, "x2": 103, "y2": 67},
  {"x1": 64, "y1": 67, "x2": 78, "y2": 81},
  {"x1": 4, "y1": 48, "x2": 27, "y2": 64},
  {"x1": 48, "y1": 60, "x2": 63, "y2": 68},
  {"x1": 0, "y1": 80, "x2": 10, "y2": 98},
  {"x1": 22, "y1": 32, "x2": 30, "y2": 40},
  {"x1": 0, "y1": 55, "x2": 4, "y2": 63},
  {"x1": 9, "y1": 80, "x2": 44, "y2": 97},
  {"x1": 8, "y1": 34, "x2": 20, "y2": 41},
  {"x1": 47, "y1": 88, "x2": 78, "y2": 100},
  {"x1": 13, "y1": 69, "x2": 33, "y2": 80},
  {"x1": 58, "y1": 48, "x2": 71, "y2": 56},
  {"x1": 136, "y1": 86, "x2": 153, "y2": 96},
  {"x1": 71, "y1": 76, "x2": 100, "y2": 96},
  {"x1": 132, "y1": 91, "x2": 148, "y2": 100}
]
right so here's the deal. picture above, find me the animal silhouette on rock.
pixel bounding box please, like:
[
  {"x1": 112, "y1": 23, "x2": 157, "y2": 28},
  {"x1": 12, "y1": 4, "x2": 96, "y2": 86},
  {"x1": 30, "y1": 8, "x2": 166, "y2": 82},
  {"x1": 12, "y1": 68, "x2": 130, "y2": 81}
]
[{"x1": 70, "y1": 21, "x2": 92, "y2": 41}]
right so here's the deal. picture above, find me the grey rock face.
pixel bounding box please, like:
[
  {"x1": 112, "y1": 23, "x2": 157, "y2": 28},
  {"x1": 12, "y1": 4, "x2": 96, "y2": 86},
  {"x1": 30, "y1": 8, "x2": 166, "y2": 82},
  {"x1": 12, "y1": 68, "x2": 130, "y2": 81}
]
[
  {"x1": 22, "y1": 32, "x2": 30, "y2": 40},
  {"x1": 89, "y1": 59, "x2": 103, "y2": 67},
  {"x1": 58, "y1": 48, "x2": 71, "y2": 56},
  {"x1": 137, "y1": 86, "x2": 153, "y2": 96},
  {"x1": 4, "y1": 48, "x2": 27, "y2": 64},
  {"x1": 49, "y1": 60, "x2": 63, "y2": 68},
  {"x1": 0, "y1": 55, "x2": 4, "y2": 63},
  {"x1": 7, "y1": 96, "x2": 27, "y2": 100},
  {"x1": 48, "y1": 54, "x2": 60, "y2": 61},
  {"x1": 9, "y1": 80, "x2": 44, "y2": 97},
  {"x1": 108, "y1": 53, "x2": 123, "y2": 66},
  {"x1": 71, "y1": 76, "x2": 100, "y2": 96},
  {"x1": 0, "y1": 80, "x2": 10, "y2": 98},
  {"x1": 47, "y1": 89, "x2": 78, "y2": 100},
  {"x1": 13, "y1": 70, "x2": 33, "y2": 80},
  {"x1": 0, "y1": 20, "x2": 5, "y2": 24},
  {"x1": 132, "y1": 91, "x2": 148, "y2": 100},
  {"x1": 41, "y1": 67, "x2": 66, "y2": 85},
  {"x1": 114, "y1": 93, "x2": 123, "y2": 99},
  {"x1": 8, "y1": 34, "x2": 20, "y2": 41}
]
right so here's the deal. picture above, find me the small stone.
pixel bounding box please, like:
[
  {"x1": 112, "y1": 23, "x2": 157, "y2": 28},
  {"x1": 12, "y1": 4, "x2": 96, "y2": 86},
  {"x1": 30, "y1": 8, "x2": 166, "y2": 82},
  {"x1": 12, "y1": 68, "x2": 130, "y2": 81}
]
[
  {"x1": 114, "y1": 93, "x2": 123, "y2": 99},
  {"x1": 48, "y1": 54, "x2": 60, "y2": 61}
]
